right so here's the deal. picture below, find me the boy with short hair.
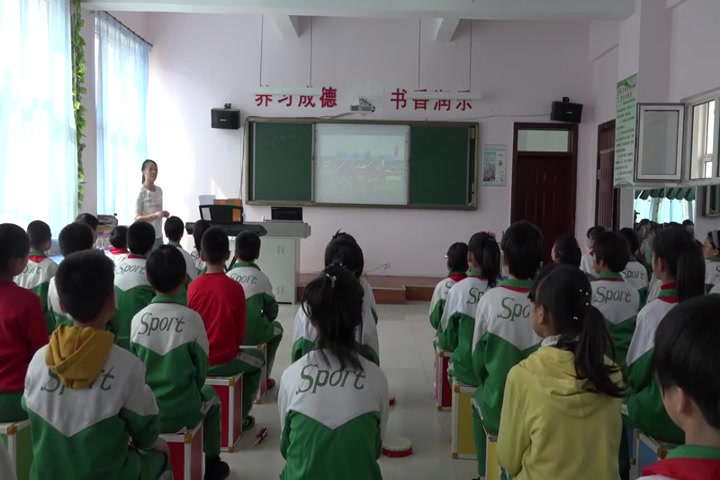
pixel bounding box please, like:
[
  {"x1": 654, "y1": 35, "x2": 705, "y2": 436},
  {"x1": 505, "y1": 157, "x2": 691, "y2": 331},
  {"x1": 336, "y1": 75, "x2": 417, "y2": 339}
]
[
  {"x1": 15, "y1": 220, "x2": 58, "y2": 332},
  {"x1": 227, "y1": 231, "x2": 282, "y2": 388},
  {"x1": 188, "y1": 227, "x2": 265, "y2": 431},
  {"x1": 23, "y1": 251, "x2": 171, "y2": 480},
  {"x1": 48, "y1": 222, "x2": 95, "y2": 329},
  {"x1": 580, "y1": 225, "x2": 606, "y2": 276},
  {"x1": 591, "y1": 231, "x2": 641, "y2": 367},
  {"x1": 131, "y1": 246, "x2": 229, "y2": 479},
  {"x1": 164, "y1": 216, "x2": 198, "y2": 282},
  {"x1": 469, "y1": 221, "x2": 544, "y2": 478},
  {"x1": 75, "y1": 213, "x2": 100, "y2": 241},
  {"x1": 112, "y1": 221, "x2": 155, "y2": 349},
  {"x1": 638, "y1": 295, "x2": 720, "y2": 479},
  {"x1": 0, "y1": 224, "x2": 48, "y2": 422},
  {"x1": 107, "y1": 225, "x2": 129, "y2": 269}
]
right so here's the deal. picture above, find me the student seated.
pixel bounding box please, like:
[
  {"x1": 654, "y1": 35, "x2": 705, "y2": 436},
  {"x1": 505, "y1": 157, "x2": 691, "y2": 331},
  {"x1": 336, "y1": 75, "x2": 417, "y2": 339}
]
[
  {"x1": 551, "y1": 234, "x2": 582, "y2": 268},
  {"x1": 625, "y1": 227, "x2": 705, "y2": 446},
  {"x1": 498, "y1": 265, "x2": 624, "y2": 480},
  {"x1": 330, "y1": 231, "x2": 378, "y2": 323},
  {"x1": 619, "y1": 227, "x2": 650, "y2": 304},
  {"x1": 164, "y1": 216, "x2": 198, "y2": 282},
  {"x1": 591, "y1": 231, "x2": 640, "y2": 367},
  {"x1": 439, "y1": 233, "x2": 500, "y2": 386},
  {"x1": 48, "y1": 222, "x2": 95, "y2": 329},
  {"x1": 580, "y1": 225, "x2": 606, "y2": 276},
  {"x1": 702, "y1": 230, "x2": 720, "y2": 292},
  {"x1": 75, "y1": 212, "x2": 100, "y2": 244},
  {"x1": 188, "y1": 227, "x2": 264, "y2": 431},
  {"x1": 292, "y1": 235, "x2": 380, "y2": 365},
  {"x1": 639, "y1": 295, "x2": 720, "y2": 480},
  {"x1": 279, "y1": 266, "x2": 389, "y2": 480},
  {"x1": 190, "y1": 219, "x2": 210, "y2": 275},
  {"x1": 112, "y1": 221, "x2": 156, "y2": 349},
  {"x1": 15, "y1": 220, "x2": 58, "y2": 332},
  {"x1": 23, "y1": 251, "x2": 171, "y2": 480},
  {"x1": 429, "y1": 242, "x2": 468, "y2": 332},
  {"x1": 227, "y1": 232, "x2": 282, "y2": 389},
  {"x1": 131, "y1": 246, "x2": 229, "y2": 479},
  {"x1": 469, "y1": 221, "x2": 543, "y2": 479},
  {"x1": 107, "y1": 225, "x2": 129, "y2": 269},
  {"x1": 0, "y1": 224, "x2": 48, "y2": 422}
]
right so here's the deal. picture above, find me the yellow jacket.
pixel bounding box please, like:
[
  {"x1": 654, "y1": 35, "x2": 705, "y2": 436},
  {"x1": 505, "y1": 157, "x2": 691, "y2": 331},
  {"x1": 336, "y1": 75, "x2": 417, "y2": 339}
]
[{"x1": 497, "y1": 345, "x2": 623, "y2": 480}]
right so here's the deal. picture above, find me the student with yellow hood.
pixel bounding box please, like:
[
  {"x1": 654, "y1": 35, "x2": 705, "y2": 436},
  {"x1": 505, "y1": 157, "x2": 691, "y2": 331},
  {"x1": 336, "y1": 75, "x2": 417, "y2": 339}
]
[
  {"x1": 22, "y1": 251, "x2": 172, "y2": 480},
  {"x1": 497, "y1": 265, "x2": 624, "y2": 480}
]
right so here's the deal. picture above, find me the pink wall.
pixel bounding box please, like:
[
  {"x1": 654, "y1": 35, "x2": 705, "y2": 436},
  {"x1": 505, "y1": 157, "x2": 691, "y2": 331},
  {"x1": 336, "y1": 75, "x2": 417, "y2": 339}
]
[{"x1": 145, "y1": 14, "x2": 593, "y2": 276}]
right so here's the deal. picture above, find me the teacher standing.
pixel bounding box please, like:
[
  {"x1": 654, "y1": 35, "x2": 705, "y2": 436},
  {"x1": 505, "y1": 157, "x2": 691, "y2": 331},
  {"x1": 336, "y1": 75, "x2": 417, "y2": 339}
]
[{"x1": 135, "y1": 159, "x2": 169, "y2": 249}]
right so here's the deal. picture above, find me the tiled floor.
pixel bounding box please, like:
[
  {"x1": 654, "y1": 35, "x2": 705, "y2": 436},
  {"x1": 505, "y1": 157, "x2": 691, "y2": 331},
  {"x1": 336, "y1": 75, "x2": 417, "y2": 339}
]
[{"x1": 223, "y1": 302, "x2": 479, "y2": 480}]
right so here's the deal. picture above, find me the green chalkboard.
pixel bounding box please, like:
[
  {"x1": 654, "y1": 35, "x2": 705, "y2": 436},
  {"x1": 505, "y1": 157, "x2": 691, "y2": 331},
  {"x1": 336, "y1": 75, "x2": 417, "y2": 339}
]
[
  {"x1": 250, "y1": 122, "x2": 313, "y2": 202},
  {"x1": 246, "y1": 118, "x2": 477, "y2": 209},
  {"x1": 409, "y1": 126, "x2": 472, "y2": 206}
]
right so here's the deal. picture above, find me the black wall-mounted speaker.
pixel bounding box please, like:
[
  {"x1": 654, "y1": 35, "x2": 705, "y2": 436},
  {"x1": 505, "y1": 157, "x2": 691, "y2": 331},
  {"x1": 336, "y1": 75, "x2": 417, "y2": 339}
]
[
  {"x1": 551, "y1": 98, "x2": 583, "y2": 124},
  {"x1": 211, "y1": 107, "x2": 241, "y2": 130}
]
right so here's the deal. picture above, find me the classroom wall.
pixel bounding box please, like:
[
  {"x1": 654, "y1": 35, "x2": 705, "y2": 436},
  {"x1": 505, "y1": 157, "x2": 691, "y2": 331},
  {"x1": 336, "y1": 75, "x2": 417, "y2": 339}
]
[{"x1": 143, "y1": 14, "x2": 593, "y2": 276}]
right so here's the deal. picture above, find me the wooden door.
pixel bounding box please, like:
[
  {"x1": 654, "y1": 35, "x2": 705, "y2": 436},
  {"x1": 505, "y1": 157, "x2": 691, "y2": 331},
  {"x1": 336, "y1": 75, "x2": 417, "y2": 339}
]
[
  {"x1": 596, "y1": 120, "x2": 619, "y2": 230},
  {"x1": 511, "y1": 123, "x2": 578, "y2": 262}
]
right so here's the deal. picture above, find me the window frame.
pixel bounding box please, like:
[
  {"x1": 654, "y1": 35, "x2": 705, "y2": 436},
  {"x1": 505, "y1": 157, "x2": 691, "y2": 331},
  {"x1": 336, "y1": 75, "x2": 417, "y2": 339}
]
[
  {"x1": 683, "y1": 89, "x2": 720, "y2": 186},
  {"x1": 634, "y1": 103, "x2": 685, "y2": 182}
]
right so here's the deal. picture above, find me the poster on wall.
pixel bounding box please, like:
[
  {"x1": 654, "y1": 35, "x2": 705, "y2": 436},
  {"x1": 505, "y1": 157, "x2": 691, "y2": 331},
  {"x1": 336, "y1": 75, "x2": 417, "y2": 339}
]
[
  {"x1": 614, "y1": 74, "x2": 638, "y2": 187},
  {"x1": 482, "y1": 144, "x2": 508, "y2": 187}
]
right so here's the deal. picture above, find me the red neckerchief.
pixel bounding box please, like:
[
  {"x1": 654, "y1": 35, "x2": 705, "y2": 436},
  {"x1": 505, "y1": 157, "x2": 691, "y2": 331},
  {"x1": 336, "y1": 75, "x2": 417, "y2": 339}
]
[
  {"x1": 448, "y1": 273, "x2": 467, "y2": 283},
  {"x1": 109, "y1": 247, "x2": 129, "y2": 255}
]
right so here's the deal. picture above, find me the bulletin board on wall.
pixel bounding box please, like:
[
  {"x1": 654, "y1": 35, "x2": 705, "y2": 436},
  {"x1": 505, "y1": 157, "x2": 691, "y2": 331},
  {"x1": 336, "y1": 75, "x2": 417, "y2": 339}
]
[{"x1": 245, "y1": 117, "x2": 479, "y2": 210}]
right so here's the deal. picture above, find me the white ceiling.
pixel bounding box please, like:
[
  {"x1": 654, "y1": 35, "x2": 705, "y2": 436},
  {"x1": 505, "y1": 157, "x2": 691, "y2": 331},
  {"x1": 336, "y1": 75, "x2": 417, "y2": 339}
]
[{"x1": 80, "y1": 0, "x2": 635, "y2": 21}]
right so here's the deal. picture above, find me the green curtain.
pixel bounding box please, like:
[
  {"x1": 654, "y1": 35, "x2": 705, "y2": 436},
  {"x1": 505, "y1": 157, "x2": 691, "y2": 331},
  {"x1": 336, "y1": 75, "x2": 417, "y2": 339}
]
[{"x1": 634, "y1": 188, "x2": 696, "y2": 202}]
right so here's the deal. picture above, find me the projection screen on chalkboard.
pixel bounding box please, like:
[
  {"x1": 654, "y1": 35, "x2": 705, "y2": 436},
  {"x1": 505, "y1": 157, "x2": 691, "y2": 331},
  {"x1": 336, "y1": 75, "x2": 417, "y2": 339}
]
[{"x1": 314, "y1": 123, "x2": 410, "y2": 205}]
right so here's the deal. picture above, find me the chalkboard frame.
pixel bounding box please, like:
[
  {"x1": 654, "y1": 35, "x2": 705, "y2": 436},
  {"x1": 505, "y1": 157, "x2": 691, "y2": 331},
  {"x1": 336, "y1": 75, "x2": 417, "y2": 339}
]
[{"x1": 245, "y1": 116, "x2": 479, "y2": 210}]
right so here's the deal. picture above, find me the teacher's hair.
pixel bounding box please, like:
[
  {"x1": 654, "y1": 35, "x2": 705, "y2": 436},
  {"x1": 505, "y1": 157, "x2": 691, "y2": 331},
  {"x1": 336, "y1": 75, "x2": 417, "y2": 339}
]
[{"x1": 141, "y1": 159, "x2": 158, "y2": 184}]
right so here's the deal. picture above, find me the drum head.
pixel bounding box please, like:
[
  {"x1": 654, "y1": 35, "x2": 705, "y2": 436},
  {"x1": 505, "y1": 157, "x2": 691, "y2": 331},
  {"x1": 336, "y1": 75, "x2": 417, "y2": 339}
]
[{"x1": 382, "y1": 435, "x2": 413, "y2": 458}]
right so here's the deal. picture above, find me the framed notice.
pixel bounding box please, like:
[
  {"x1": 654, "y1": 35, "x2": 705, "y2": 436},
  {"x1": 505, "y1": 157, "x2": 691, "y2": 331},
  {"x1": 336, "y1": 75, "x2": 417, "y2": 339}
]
[
  {"x1": 482, "y1": 144, "x2": 508, "y2": 187},
  {"x1": 614, "y1": 74, "x2": 638, "y2": 187}
]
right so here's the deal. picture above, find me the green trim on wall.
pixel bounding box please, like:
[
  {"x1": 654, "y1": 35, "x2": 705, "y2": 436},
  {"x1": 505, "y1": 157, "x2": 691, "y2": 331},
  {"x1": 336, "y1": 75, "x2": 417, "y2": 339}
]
[{"x1": 70, "y1": 0, "x2": 86, "y2": 210}]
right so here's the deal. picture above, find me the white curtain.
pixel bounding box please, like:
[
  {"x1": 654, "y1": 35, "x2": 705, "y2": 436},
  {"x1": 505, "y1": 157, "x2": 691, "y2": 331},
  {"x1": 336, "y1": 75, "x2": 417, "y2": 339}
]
[
  {"x1": 634, "y1": 196, "x2": 696, "y2": 224},
  {"x1": 0, "y1": 0, "x2": 78, "y2": 235},
  {"x1": 96, "y1": 11, "x2": 150, "y2": 224}
]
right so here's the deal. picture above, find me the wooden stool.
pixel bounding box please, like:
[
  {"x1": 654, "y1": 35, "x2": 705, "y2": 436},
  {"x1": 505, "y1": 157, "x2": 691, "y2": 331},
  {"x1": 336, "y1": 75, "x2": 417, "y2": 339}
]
[
  {"x1": 206, "y1": 373, "x2": 243, "y2": 452},
  {"x1": 434, "y1": 344, "x2": 452, "y2": 411},
  {"x1": 635, "y1": 430, "x2": 677, "y2": 475},
  {"x1": 451, "y1": 380, "x2": 476, "y2": 459},
  {"x1": 0, "y1": 420, "x2": 32, "y2": 480},
  {"x1": 160, "y1": 422, "x2": 203, "y2": 480}
]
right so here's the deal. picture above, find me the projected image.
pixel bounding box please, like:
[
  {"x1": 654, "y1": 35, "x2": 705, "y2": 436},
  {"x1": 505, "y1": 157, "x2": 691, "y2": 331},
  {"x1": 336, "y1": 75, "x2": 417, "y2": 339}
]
[{"x1": 314, "y1": 124, "x2": 409, "y2": 205}]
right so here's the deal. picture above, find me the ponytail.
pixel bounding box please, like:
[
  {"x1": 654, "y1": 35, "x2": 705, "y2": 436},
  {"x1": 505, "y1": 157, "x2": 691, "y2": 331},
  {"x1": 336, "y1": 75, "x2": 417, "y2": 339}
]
[
  {"x1": 469, "y1": 232, "x2": 501, "y2": 287},
  {"x1": 302, "y1": 265, "x2": 365, "y2": 372},
  {"x1": 532, "y1": 265, "x2": 624, "y2": 398},
  {"x1": 654, "y1": 227, "x2": 705, "y2": 302}
]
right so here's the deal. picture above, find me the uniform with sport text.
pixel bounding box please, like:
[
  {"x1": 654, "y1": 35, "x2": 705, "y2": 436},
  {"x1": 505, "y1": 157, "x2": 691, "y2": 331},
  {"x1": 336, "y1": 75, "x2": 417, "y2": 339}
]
[
  {"x1": 113, "y1": 255, "x2": 155, "y2": 349},
  {"x1": 428, "y1": 272, "x2": 467, "y2": 332},
  {"x1": 279, "y1": 350, "x2": 388, "y2": 480},
  {"x1": 131, "y1": 294, "x2": 221, "y2": 457},
  {"x1": 591, "y1": 272, "x2": 640, "y2": 368}
]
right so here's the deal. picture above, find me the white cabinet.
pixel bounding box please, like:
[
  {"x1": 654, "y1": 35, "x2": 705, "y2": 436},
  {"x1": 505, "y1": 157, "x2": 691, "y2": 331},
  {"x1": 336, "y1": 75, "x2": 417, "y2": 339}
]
[{"x1": 257, "y1": 237, "x2": 300, "y2": 304}]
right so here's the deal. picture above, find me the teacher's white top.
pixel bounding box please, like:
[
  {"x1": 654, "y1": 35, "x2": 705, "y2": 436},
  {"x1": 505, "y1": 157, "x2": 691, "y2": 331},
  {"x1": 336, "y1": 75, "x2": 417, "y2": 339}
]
[{"x1": 136, "y1": 185, "x2": 163, "y2": 239}]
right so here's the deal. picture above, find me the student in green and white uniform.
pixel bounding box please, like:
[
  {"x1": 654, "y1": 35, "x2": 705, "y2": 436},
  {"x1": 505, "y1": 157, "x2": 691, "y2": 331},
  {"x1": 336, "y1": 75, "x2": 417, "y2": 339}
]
[
  {"x1": 112, "y1": 222, "x2": 156, "y2": 349},
  {"x1": 279, "y1": 266, "x2": 389, "y2": 480},
  {"x1": 228, "y1": 232, "x2": 283, "y2": 385},
  {"x1": 107, "y1": 226, "x2": 130, "y2": 270},
  {"x1": 580, "y1": 226, "x2": 606, "y2": 277},
  {"x1": 591, "y1": 232, "x2": 640, "y2": 368},
  {"x1": 14, "y1": 220, "x2": 58, "y2": 332},
  {"x1": 619, "y1": 228, "x2": 650, "y2": 305},
  {"x1": 469, "y1": 221, "x2": 543, "y2": 479},
  {"x1": 48, "y1": 223, "x2": 96, "y2": 329},
  {"x1": 625, "y1": 227, "x2": 706, "y2": 447},
  {"x1": 23, "y1": 251, "x2": 171, "y2": 480},
  {"x1": 429, "y1": 242, "x2": 468, "y2": 332},
  {"x1": 439, "y1": 233, "x2": 500, "y2": 387},
  {"x1": 131, "y1": 246, "x2": 229, "y2": 480},
  {"x1": 190, "y1": 219, "x2": 210, "y2": 275},
  {"x1": 164, "y1": 216, "x2": 198, "y2": 282},
  {"x1": 292, "y1": 235, "x2": 380, "y2": 365},
  {"x1": 702, "y1": 230, "x2": 720, "y2": 292}
]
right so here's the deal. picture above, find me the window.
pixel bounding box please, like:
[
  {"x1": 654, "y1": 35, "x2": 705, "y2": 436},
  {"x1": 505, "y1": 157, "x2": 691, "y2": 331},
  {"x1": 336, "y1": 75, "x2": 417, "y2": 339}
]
[
  {"x1": 96, "y1": 12, "x2": 151, "y2": 224},
  {"x1": 517, "y1": 129, "x2": 571, "y2": 152},
  {"x1": 635, "y1": 104, "x2": 684, "y2": 182},
  {"x1": 0, "y1": 0, "x2": 77, "y2": 235},
  {"x1": 634, "y1": 189, "x2": 696, "y2": 225},
  {"x1": 689, "y1": 99, "x2": 718, "y2": 180}
]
